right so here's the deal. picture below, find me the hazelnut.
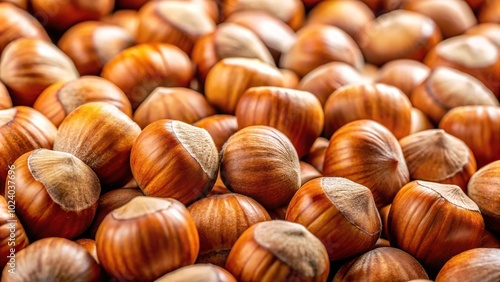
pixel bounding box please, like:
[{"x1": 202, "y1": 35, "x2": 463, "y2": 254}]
[
  {"x1": 389, "y1": 181, "x2": 484, "y2": 274},
  {"x1": 221, "y1": 0, "x2": 305, "y2": 31},
  {"x1": 402, "y1": 0, "x2": 476, "y2": 38},
  {"x1": 304, "y1": 137, "x2": 329, "y2": 173},
  {"x1": 324, "y1": 83, "x2": 412, "y2": 139},
  {"x1": 31, "y1": 0, "x2": 114, "y2": 31},
  {"x1": 86, "y1": 188, "x2": 144, "y2": 239},
  {"x1": 101, "y1": 10, "x2": 139, "y2": 40},
  {"x1": 101, "y1": 43, "x2": 193, "y2": 110},
  {"x1": 424, "y1": 35, "x2": 500, "y2": 97},
  {"x1": 53, "y1": 102, "x2": 141, "y2": 189},
  {"x1": 323, "y1": 120, "x2": 410, "y2": 208},
  {"x1": 192, "y1": 23, "x2": 276, "y2": 87},
  {"x1": 411, "y1": 67, "x2": 499, "y2": 124},
  {"x1": 280, "y1": 24, "x2": 364, "y2": 77},
  {"x1": 465, "y1": 23, "x2": 500, "y2": 48},
  {"x1": 379, "y1": 204, "x2": 391, "y2": 239},
  {"x1": 130, "y1": 119, "x2": 219, "y2": 205},
  {"x1": 0, "y1": 2, "x2": 49, "y2": 55},
  {"x1": 0, "y1": 38, "x2": 79, "y2": 106},
  {"x1": 435, "y1": 248, "x2": 500, "y2": 282},
  {"x1": 187, "y1": 193, "x2": 271, "y2": 266},
  {"x1": 225, "y1": 220, "x2": 330, "y2": 281},
  {"x1": 479, "y1": 0, "x2": 500, "y2": 23},
  {"x1": 0, "y1": 81, "x2": 11, "y2": 110},
  {"x1": 75, "y1": 238, "x2": 99, "y2": 263},
  {"x1": 236, "y1": 86, "x2": 324, "y2": 158},
  {"x1": 299, "y1": 161, "x2": 322, "y2": 186},
  {"x1": 225, "y1": 11, "x2": 297, "y2": 65},
  {"x1": 1, "y1": 237, "x2": 102, "y2": 282},
  {"x1": 286, "y1": 177, "x2": 382, "y2": 260},
  {"x1": 0, "y1": 196, "x2": 29, "y2": 269},
  {"x1": 333, "y1": 247, "x2": 429, "y2": 281},
  {"x1": 193, "y1": 114, "x2": 238, "y2": 152},
  {"x1": 133, "y1": 87, "x2": 216, "y2": 129},
  {"x1": 0, "y1": 0, "x2": 27, "y2": 10},
  {"x1": 297, "y1": 62, "x2": 363, "y2": 106},
  {"x1": 358, "y1": 10, "x2": 442, "y2": 66},
  {"x1": 220, "y1": 125, "x2": 301, "y2": 209},
  {"x1": 399, "y1": 129, "x2": 477, "y2": 192},
  {"x1": 410, "y1": 107, "x2": 434, "y2": 134},
  {"x1": 12, "y1": 149, "x2": 100, "y2": 240},
  {"x1": 280, "y1": 68, "x2": 300, "y2": 88},
  {"x1": 439, "y1": 105, "x2": 500, "y2": 168},
  {"x1": 58, "y1": 21, "x2": 135, "y2": 76},
  {"x1": 156, "y1": 264, "x2": 237, "y2": 282},
  {"x1": 375, "y1": 59, "x2": 430, "y2": 98},
  {"x1": 306, "y1": 0, "x2": 375, "y2": 42},
  {"x1": 137, "y1": 1, "x2": 215, "y2": 54},
  {"x1": 204, "y1": 58, "x2": 285, "y2": 114},
  {"x1": 468, "y1": 160, "x2": 500, "y2": 234},
  {"x1": 0, "y1": 106, "x2": 57, "y2": 192},
  {"x1": 96, "y1": 196, "x2": 199, "y2": 281},
  {"x1": 33, "y1": 76, "x2": 133, "y2": 127}
]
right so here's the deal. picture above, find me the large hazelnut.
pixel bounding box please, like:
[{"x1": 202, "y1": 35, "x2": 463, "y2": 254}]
[
  {"x1": 194, "y1": 115, "x2": 238, "y2": 152},
  {"x1": 225, "y1": 11, "x2": 296, "y2": 65},
  {"x1": 1, "y1": 237, "x2": 102, "y2": 282},
  {"x1": 221, "y1": 0, "x2": 305, "y2": 31},
  {"x1": 0, "y1": 106, "x2": 57, "y2": 192},
  {"x1": 280, "y1": 24, "x2": 363, "y2": 77},
  {"x1": 389, "y1": 181, "x2": 484, "y2": 274},
  {"x1": 323, "y1": 120, "x2": 410, "y2": 208},
  {"x1": 187, "y1": 193, "x2": 271, "y2": 266},
  {"x1": 58, "y1": 21, "x2": 135, "y2": 76},
  {"x1": 33, "y1": 76, "x2": 132, "y2": 127},
  {"x1": 439, "y1": 105, "x2": 500, "y2": 168},
  {"x1": 133, "y1": 87, "x2": 216, "y2": 129},
  {"x1": 101, "y1": 43, "x2": 193, "y2": 110},
  {"x1": 358, "y1": 10, "x2": 442, "y2": 66},
  {"x1": 0, "y1": 38, "x2": 79, "y2": 106},
  {"x1": 424, "y1": 35, "x2": 500, "y2": 97},
  {"x1": 286, "y1": 177, "x2": 382, "y2": 260},
  {"x1": 130, "y1": 119, "x2": 219, "y2": 205},
  {"x1": 0, "y1": 2, "x2": 49, "y2": 56},
  {"x1": 297, "y1": 62, "x2": 363, "y2": 106},
  {"x1": 204, "y1": 58, "x2": 285, "y2": 114},
  {"x1": 402, "y1": 0, "x2": 476, "y2": 38},
  {"x1": 53, "y1": 102, "x2": 141, "y2": 189},
  {"x1": 12, "y1": 149, "x2": 100, "y2": 240},
  {"x1": 468, "y1": 160, "x2": 500, "y2": 234},
  {"x1": 137, "y1": 1, "x2": 215, "y2": 54},
  {"x1": 225, "y1": 220, "x2": 330, "y2": 281},
  {"x1": 220, "y1": 126, "x2": 300, "y2": 209},
  {"x1": 333, "y1": 247, "x2": 429, "y2": 281},
  {"x1": 411, "y1": 67, "x2": 499, "y2": 124},
  {"x1": 96, "y1": 196, "x2": 199, "y2": 281},
  {"x1": 236, "y1": 86, "x2": 324, "y2": 158},
  {"x1": 324, "y1": 83, "x2": 412, "y2": 139},
  {"x1": 31, "y1": 0, "x2": 114, "y2": 31},
  {"x1": 400, "y1": 129, "x2": 477, "y2": 192}
]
